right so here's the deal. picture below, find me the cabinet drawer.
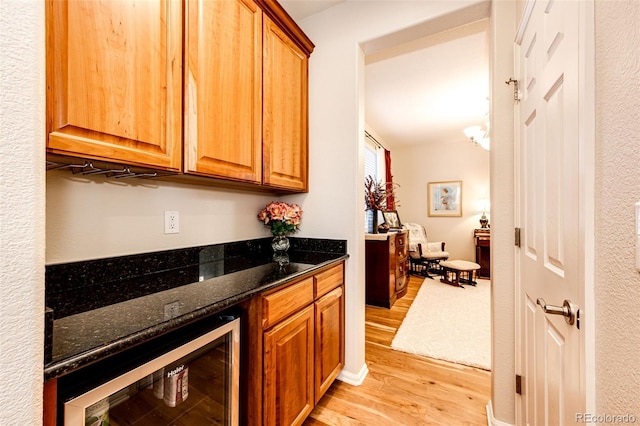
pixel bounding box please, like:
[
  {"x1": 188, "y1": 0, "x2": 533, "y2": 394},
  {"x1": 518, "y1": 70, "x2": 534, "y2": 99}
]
[
  {"x1": 314, "y1": 263, "x2": 344, "y2": 298},
  {"x1": 396, "y1": 233, "x2": 407, "y2": 255},
  {"x1": 396, "y1": 273, "x2": 407, "y2": 293},
  {"x1": 396, "y1": 256, "x2": 408, "y2": 278},
  {"x1": 476, "y1": 238, "x2": 490, "y2": 247},
  {"x1": 262, "y1": 277, "x2": 314, "y2": 329}
]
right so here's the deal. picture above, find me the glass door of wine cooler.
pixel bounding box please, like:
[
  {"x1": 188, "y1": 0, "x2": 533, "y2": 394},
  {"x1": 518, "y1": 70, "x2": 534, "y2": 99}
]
[{"x1": 64, "y1": 318, "x2": 239, "y2": 426}]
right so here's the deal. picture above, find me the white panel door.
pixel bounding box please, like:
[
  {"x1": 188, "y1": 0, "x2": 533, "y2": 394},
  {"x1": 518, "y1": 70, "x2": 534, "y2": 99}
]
[{"x1": 515, "y1": 0, "x2": 591, "y2": 424}]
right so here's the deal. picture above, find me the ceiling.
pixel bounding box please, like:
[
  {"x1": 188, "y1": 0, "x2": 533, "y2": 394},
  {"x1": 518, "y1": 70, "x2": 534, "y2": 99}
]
[
  {"x1": 279, "y1": 0, "x2": 344, "y2": 22},
  {"x1": 280, "y1": 1, "x2": 490, "y2": 148}
]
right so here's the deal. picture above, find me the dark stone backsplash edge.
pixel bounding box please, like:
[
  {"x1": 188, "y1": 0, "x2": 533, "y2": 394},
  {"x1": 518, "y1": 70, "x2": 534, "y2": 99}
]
[
  {"x1": 289, "y1": 237, "x2": 347, "y2": 254},
  {"x1": 46, "y1": 237, "x2": 346, "y2": 320},
  {"x1": 45, "y1": 238, "x2": 273, "y2": 293}
]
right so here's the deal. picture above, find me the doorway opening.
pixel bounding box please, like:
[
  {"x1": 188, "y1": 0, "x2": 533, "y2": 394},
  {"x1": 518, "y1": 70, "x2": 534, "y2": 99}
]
[{"x1": 363, "y1": 16, "x2": 491, "y2": 372}]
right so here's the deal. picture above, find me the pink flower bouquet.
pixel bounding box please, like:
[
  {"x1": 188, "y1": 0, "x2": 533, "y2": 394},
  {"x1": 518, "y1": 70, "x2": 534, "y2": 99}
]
[{"x1": 257, "y1": 201, "x2": 303, "y2": 237}]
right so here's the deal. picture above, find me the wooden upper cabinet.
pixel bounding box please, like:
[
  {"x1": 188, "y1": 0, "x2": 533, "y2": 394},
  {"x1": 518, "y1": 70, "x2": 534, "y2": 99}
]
[
  {"x1": 183, "y1": 0, "x2": 263, "y2": 183},
  {"x1": 46, "y1": 0, "x2": 314, "y2": 191},
  {"x1": 262, "y1": 15, "x2": 309, "y2": 192},
  {"x1": 46, "y1": 0, "x2": 182, "y2": 171}
]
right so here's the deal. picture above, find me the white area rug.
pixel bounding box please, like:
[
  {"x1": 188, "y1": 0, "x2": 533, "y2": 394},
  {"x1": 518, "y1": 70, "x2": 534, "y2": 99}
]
[{"x1": 391, "y1": 278, "x2": 491, "y2": 370}]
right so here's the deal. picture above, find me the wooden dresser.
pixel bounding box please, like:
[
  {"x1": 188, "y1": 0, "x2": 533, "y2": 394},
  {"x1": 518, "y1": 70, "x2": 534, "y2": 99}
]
[
  {"x1": 474, "y1": 228, "x2": 491, "y2": 278},
  {"x1": 365, "y1": 231, "x2": 409, "y2": 308}
]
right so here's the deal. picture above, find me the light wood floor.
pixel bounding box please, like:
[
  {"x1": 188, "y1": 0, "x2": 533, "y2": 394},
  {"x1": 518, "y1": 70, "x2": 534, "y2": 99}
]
[{"x1": 304, "y1": 275, "x2": 491, "y2": 426}]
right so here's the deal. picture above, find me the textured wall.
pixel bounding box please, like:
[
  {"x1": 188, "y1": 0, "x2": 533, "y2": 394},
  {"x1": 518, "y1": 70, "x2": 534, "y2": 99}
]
[
  {"x1": 0, "y1": 1, "x2": 46, "y2": 424},
  {"x1": 594, "y1": 1, "x2": 640, "y2": 412}
]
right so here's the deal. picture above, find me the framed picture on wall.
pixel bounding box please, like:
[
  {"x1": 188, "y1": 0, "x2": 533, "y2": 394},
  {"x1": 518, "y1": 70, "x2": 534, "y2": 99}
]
[{"x1": 428, "y1": 181, "x2": 462, "y2": 217}]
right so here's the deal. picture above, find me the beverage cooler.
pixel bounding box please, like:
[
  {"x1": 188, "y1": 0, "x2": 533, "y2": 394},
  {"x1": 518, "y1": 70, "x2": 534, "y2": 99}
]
[{"x1": 60, "y1": 316, "x2": 240, "y2": 426}]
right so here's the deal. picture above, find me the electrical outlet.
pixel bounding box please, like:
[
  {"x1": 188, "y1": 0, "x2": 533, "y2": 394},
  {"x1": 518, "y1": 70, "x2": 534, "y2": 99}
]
[
  {"x1": 164, "y1": 211, "x2": 179, "y2": 234},
  {"x1": 164, "y1": 301, "x2": 180, "y2": 320}
]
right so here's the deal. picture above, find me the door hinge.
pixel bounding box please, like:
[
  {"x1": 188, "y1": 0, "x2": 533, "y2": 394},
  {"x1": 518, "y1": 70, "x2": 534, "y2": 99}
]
[
  {"x1": 516, "y1": 374, "x2": 522, "y2": 394},
  {"x1": 515, "y1": 227, "x2": 521, "y2": 247},
  {"x1": 505, "y1": 78, "x2": 521, "y2": 101}
]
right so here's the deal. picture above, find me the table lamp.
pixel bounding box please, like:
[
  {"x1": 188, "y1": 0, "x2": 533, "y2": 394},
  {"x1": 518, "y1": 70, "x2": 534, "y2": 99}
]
[{"x1": 477, "y1": 198, "x2": 490, "y2": 228}]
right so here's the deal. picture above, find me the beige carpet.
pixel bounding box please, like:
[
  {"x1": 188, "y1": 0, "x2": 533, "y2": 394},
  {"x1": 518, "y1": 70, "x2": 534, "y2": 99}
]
[{"x1": 391, "y1": 277, "x2": 491, "y2": 370}]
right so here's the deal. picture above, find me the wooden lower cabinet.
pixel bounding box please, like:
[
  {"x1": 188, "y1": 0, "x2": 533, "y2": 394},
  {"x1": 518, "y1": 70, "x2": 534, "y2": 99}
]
[
  {"x1": 365, "y1": 231, "x2": 409, "y2": 308},
  {"x1": 242, "y1": 261, "x2": 345, "y2": 426},
  {"x1": 264, "y1": 305, "x2": 315, "y2": 426},
  {"x1": 314, "y1": 286, "x2": 344, "y2": 404},
  {"x1": 262, "y1": 286, "x2": 345, "y2": 426},
  {"x1": 43, "y1": 378, "x2": 57, "y2": 426},
  {"x1": 474, "y1": 228, "x2": 491, "y2": 278}
]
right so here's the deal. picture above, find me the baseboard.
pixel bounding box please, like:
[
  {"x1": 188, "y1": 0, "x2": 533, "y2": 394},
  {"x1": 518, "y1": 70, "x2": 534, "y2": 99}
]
[
  {"x1": 336, "y1": 362, "x2": 369, "y2": 386},
  {"x1": 486, "y1": 401, "x2": 514, "y2": 426}
]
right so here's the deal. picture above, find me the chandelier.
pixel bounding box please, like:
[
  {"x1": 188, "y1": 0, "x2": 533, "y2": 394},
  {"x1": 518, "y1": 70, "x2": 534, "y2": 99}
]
[{"x1": 464, "y1": 124, "x2": 490, "y2": 151}]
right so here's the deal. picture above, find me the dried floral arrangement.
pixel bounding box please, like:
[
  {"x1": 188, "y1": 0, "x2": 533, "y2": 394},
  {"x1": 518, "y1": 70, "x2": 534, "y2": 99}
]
[{"x1": 364, "y1": 176, "x2": 387, "y2": 211}]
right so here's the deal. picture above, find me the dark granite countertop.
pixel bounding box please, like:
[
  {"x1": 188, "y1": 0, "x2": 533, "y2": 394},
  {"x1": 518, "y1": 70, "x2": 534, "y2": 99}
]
[{"x1": 44, "y1": 237, "x2": 347, "y2": 381}]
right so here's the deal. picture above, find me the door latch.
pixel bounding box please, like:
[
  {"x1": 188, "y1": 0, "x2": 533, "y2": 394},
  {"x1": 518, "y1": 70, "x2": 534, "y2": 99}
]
[{"x1": 505, "y1": 78, "x2": 521, "y2": 101}]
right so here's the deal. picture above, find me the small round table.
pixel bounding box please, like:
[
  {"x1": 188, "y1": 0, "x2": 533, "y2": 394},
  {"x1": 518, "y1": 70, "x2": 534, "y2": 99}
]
[{"x1": 439, "y1": 260, "x2": 481, "y2": 287}]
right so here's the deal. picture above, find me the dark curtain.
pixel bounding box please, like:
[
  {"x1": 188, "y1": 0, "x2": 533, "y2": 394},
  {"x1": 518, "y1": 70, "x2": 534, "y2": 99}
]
[{"x1": 385, "y1": 149, "x2": 394, "y2": 210}]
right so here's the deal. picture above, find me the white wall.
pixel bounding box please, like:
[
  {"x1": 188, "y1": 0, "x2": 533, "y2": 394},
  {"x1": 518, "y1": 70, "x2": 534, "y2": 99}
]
[
  {"x1": 490, "y1": 0, "x2": 517, "y2": 422},
  {"x1": 0, "y1": 1, "x2": 45, "y2": 424},
  {"x1": 46, "y1": 172, "x2": 277, "y2": 263},
  {"x1": 594, "y1": 0, "x2": 640, "y2": 412},
  {"x1": 392, "y1": 139, "x2": 490, "y2": 261}
]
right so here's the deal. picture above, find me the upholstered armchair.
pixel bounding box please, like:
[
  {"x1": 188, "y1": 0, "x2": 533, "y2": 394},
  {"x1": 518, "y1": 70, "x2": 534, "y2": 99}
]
[{"x1": 404, "y1": 222, "x2": 449, "y2": 278}]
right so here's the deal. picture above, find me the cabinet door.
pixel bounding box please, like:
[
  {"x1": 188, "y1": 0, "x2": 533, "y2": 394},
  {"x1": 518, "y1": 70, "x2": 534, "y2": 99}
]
[
  {"x1": 262, "y1": 16, "x2": 309, "y2": 192},
  {"x1": 314, "y1": 286, "x2": 344, "y2": 403},
  {"x1": 184, "y1": 0, "x2": 263, "y2": 182},
  {"x1": 264, "y1": 305, "x2": 314, "y2": 426},
  {"x1": 46, "y1": 0, "x2": 182, "y2": 171}
]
